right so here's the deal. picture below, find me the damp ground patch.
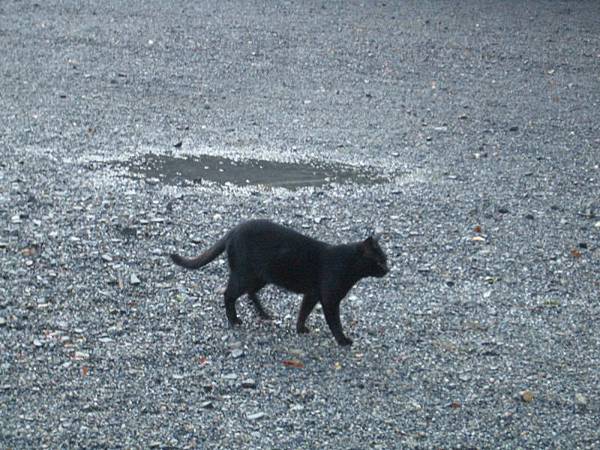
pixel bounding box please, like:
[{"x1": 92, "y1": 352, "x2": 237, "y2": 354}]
[{"x1": 120, "y1": 153, "x2": 386, "y2": 189}]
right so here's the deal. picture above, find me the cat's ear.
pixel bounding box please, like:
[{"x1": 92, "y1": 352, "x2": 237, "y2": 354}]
[
  {"x1": 362, "y1": 236, "x2": 377, "y2": 254},
  {"x1": 365, "y1": 231, "x2": 382, "y2": 246}
]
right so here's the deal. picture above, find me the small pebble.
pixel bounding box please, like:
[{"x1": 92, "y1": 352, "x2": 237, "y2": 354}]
[
  {"x1": 520, "y1": 390, "x2": 534, "y2": 403},
  {"x1": 73, "y1": 351, "x2": 90, "y2": 360},
  {"x1": 458, "y1": 373, "x2": 471, "y2": 382},
  {"x1": 241, "y1": 379, "x2": 257, "y2": 389}
]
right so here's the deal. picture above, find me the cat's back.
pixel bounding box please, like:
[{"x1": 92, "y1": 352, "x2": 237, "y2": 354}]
[{"x1": 233, "y1": 219, "x2": 324, "y2": 250}]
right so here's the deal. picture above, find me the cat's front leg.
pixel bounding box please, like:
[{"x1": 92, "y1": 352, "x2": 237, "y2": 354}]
[{"x1": 322, "y1": 299, "x2": 352, "y2": 346}]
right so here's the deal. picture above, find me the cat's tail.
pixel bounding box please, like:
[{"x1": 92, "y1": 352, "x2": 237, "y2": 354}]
[{"x1": 170, "y1": 233, "x2": 229, "y2": 270}]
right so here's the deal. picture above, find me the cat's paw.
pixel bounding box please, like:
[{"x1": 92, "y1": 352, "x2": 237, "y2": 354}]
[
  {"x1": 336, "y1": 336, "x2": 353, "y2": 346},
  {"x1": 297, "y1": 325, "x2": 310, "y2": 334},
  {"x1": 258, "y1": 311, "x2": 272, "y2": 321},
  {"x1": 228, "y1": 318, "x2": 243, "y2": 327}
]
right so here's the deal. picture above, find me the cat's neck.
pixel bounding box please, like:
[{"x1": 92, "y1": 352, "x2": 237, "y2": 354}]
[{"x1": 323, "y1": 243, "x2": 365, "y2": 284}]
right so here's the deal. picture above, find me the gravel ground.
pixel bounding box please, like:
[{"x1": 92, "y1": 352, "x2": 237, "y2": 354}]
[{"x1": 1, "y1": 1, "x2": 599, "y2": 448}]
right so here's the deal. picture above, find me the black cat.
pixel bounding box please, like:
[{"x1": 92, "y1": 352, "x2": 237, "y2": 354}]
[{"x1": 171, "y1": 219, "x2": 388, "y2": 346}]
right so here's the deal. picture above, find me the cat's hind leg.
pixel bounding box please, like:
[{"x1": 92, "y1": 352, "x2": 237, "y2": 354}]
[
  {"x1": 224, "y1": 274, "x2": 245, "y2": 327},
  {"x1": 248, "y1": 282, "x2": 271, "y2": 320},
  {"x1": 297, "y1": 292, "x2": 319, "y2": 334}
]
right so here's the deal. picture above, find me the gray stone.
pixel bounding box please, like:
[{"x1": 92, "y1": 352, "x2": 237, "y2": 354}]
[
  {"x1": 575, "y1": 393, "x2": 588, "y2": 407},
  {"x1": 222, "y1": 373, "x2": 237, "y2": 380}
]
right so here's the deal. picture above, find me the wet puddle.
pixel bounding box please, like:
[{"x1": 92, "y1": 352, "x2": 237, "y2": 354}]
[{"x1": 121, "y1": 153, "x2": 385, "y2": 189}]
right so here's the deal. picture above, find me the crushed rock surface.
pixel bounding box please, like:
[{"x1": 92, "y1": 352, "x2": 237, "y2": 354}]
[{"x1": 1, "y1": 1, "x2": 599, "y2": 448}]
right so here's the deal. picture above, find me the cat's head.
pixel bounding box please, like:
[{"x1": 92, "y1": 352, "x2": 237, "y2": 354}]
[{"x1": 359, "y1": 234, "x2": 389, "y2": 277}]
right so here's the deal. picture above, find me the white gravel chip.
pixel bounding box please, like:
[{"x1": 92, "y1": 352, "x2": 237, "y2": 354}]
[{"x1": 247, "y1": 412, "x2": 266, "y2": 421}]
